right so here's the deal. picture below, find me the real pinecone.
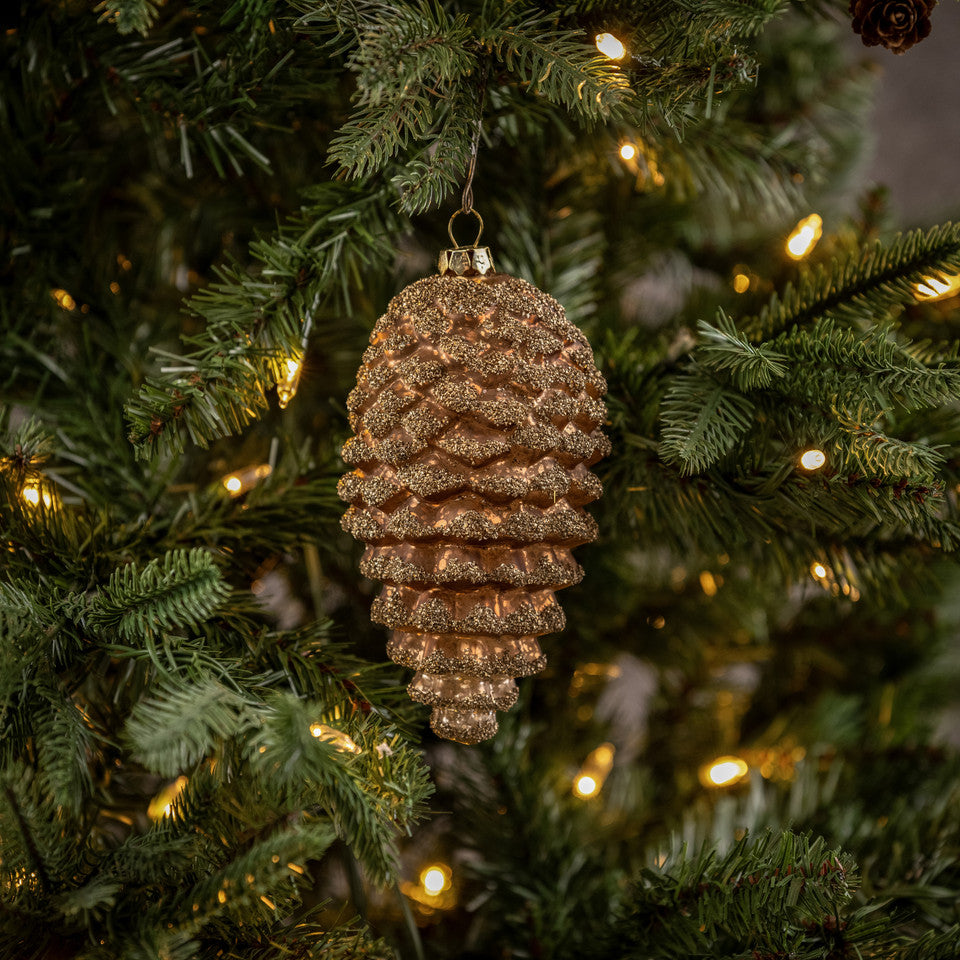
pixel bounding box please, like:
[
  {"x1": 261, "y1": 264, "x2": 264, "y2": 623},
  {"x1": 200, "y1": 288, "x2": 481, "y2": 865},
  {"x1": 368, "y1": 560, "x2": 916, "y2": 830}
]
[
  {"x1": 339, "y1": 272, "x2": 608, "y2": 744},
  {"x1": 849, "y1": 0, "x2": 935, "y2": 54}
]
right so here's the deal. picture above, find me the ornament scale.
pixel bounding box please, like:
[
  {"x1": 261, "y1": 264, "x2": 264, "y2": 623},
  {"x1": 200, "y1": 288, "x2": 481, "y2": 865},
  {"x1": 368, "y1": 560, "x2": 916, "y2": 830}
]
[{"x1": 339, "y1": 231, "x2": 609, "y2": 744}]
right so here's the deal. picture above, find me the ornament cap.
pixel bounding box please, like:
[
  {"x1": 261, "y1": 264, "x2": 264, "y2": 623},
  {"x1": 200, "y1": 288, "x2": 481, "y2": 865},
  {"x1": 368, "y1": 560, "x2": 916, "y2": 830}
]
[
  {"x1": 439, "y1": 208, "x2": 495, "y2": 276},
  {"x1": 438, "y1": 245, "x2": 495, "y2": 277}
]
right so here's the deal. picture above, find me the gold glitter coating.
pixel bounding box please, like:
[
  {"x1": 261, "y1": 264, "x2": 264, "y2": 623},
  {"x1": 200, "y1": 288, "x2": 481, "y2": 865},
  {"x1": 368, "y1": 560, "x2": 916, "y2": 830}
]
[{"x1": 340, "y1": 272, "x2": 607, "y2": 744}]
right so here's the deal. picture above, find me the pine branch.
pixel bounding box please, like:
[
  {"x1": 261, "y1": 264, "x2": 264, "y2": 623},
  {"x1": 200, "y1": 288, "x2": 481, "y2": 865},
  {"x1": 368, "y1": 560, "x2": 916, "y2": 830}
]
[
  {"x1": 56, "y1": 876, "x2": 123, "y2": 924},
  {"x1": 161, "y1": 471, "x2": 344, "y2": 560},
  {"x1": 449, "y1": 722, "x2": 626, "y2": 957},
  {"x1": 828, "y1": 421, "x2": 946, "y2": 479},
  {"x1": 390, "y1": 89, "x2": 480, "y2": 215},
  {"x1": 482, "y1": 12, "x2": 631, "y2": 121},
  {"x1": 744, "y1": 223, "x2": 960, "y2": 340},
  {"x1": 896, "y1": 928, "x2": 960, "y2": 960},
  {"x1": 241, "y1": 626, "x2": 419, "y2": 729},
  {"x1": 101, "y1": 830, "x2": 197, "y2": 886},
  {"x1": 495, "y1": 195, "x2": 607, "y2": 329},
  {"x1": 87, "y1": 548, "x2": 229, "y2": 642},
  {"x1": 610, "y1": 831, "x2": 859, "y2": 959},
  {"x1": 246, "y1": 693, "x2": 432, "y2": 884},
  {"x1": 328, "y1": 7, "x2": 476, "y2": 180},
  {"x1": 683, "y1": 0, "x2": 792, "y2": 36},
  {"x1": 33, "y1": 690, "x2": 96, "y2": 816},
  {"x1": 659, "y1": 371, "x2": 757, "y2": 475},
  {"x1": 2, "y1": 782, "x2": 52, "y2": 896},
  {"x1": 228, "y1": 923, "x2": 393, "y2": 960},
  {"x1": 95, "y1": 0, "x2": 161, "y2": 36},
  {"x1": 772, "y1": 319, "x2": 960, "y2": 413},
  {"x1": 125, "y1": 674, "x2": 248, "y2": 776},
  {"x1": 176, "y1": 821, "x2": 335, "y2": 934},
  {"x1": 125, "y1": 182, "x2": 406, "y2": 458},
  {"x1": 696, "y1": 314, "x2": 788, "y2": 390}
]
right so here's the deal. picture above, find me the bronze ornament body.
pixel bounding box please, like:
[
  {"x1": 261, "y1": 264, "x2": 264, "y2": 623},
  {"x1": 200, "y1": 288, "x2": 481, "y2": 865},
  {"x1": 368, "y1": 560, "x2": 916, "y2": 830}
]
[{"x1": 339, "y1": 271, "x2": 608, "y2": 743}]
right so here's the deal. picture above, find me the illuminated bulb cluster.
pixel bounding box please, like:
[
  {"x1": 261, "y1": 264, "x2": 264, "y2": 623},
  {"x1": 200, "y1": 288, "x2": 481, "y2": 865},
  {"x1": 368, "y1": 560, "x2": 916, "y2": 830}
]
[
  {"x1": 51, "y1": 288, "x2": 76, "y2": 311},
  {"x1": 785, "y1": 214, "x2": 823, "y2": 260},
  {"x1": 800, "y1": 448, "x2": 826, "y2": 471},
  {"x1": 809, "y1": 560, "x2": 860, "y2": 600},
  {"x1": 401, "y1": 862, "x2": 455, "y2": 911},
  {"x1": 221, "y1": 463, "x2": 272, "y2": 496},
  {"x1": 21, "y1": 483, "x2": 51, "y2": 508},
  {"x1": 572, "y1": 742, "x2": 616, "y2": 799},
  {"x1": 700, "y1": 755, "x2": 748, "y2": 788},
  {"x1": 916, "y1": 273, "x2": 960, "y2": 301},
  {"x1": 20, "y1": 479, "x2": 58, "y2": 511},
  {"x1": 699, "y1": 570, "x2": 719, "y2": 597},
  {"x1": 309, "y1": 722, "x2": 362, "y2": 755},
  {"x1": 595, "y1": 32, "x2": 625, "y2": 59},
  {"x1": 420, "y1": 864, "x2": 451, "y2": 896},
  {"x1": 616, "y1": 139, "x2": 665, "y2": 186},
  {"x1": 148, "y1": 776, "x2": 189, "y2": 821},
  {"x1": 276, "y1": 356, "x2": 303, "y2": 410}
]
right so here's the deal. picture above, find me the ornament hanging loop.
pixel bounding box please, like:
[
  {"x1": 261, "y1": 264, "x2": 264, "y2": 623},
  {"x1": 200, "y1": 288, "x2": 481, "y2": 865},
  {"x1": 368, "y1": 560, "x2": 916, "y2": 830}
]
[
  {"x1": 437, "y1": 67, "x2": 495, "y2": 277},
  {"x1": 447, "y1": 208, "x2": 484, "y2": 249}
]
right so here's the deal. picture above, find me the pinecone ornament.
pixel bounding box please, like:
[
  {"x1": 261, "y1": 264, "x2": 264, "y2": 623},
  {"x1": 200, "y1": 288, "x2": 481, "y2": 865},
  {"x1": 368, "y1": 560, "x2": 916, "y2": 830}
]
[
  {"x1": 849, "y1": 0, "x2": 935, "y2": 54},
  {"x1": 339, "y1": 240, "x2": 608, "y2": 744}
]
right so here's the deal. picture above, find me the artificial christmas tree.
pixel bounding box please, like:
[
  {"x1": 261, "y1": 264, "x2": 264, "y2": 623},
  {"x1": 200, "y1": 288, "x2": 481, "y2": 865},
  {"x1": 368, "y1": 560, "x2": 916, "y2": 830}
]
[{"x1": 3, "y1": 2, "x2": 960, "y2": 959}]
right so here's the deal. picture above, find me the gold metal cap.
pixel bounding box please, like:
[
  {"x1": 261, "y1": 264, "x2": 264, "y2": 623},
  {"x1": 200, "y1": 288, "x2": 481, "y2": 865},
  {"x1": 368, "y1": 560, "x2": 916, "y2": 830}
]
[{"x1": 439, "y1": 209, "x2": 495, "y2": 276}]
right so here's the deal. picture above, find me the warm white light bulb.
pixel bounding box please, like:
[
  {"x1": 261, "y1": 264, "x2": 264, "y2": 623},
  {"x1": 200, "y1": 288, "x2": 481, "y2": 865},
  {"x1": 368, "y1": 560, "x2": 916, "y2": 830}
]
[
  {"x1": 420, "y1": 865, "x2": 450, "y2": 895},
  {"x1": 224, "y1": 475, "x2": 242, "y2": 493},
  {"x1": 619, "y1": 143, "x2": 637, "y2": 161},
  {"x1": 800, "y1": 449, "x2": 826, "y2": 471},
  {"x1": 706, "y1": 757, "x2": 748, "y2": 786},
  {"x1": 21, "y1": 484, "x2": 51, "y2": 507},
  {"x1": 916, "y1": 273, "x2": 960, "y2": 301},
  {"x1": 595, "y1": 33, "x2": 625, "y2": 59},
  {"x1": 785, "y1": 214, "x2": 823, "y2": 260},
  {"x1": 573, "y1": 774, "x2": 598, "y2": 798}
]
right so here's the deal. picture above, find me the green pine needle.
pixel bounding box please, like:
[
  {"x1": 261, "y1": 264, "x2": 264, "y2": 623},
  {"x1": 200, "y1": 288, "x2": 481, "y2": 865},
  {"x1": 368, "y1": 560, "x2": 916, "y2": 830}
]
[{"x1": 88, "y1": 549, "x2": 230, "y2": 642}]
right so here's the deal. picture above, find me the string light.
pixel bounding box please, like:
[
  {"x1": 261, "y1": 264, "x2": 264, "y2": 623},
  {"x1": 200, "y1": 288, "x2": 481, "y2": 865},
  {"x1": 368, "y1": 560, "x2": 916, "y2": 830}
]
[
  {"x1": 276, "y1": 355, "x2": 303, "y2": 410},
  {"x1": 573, "y1": 774, "x2": 597, "y2": 798},
  {"x1": 51, "y1": 288, "x2": 76, "y2": 311},
  {"x1": 619, "y1": 143, "x2": 637, "y2": 161},
  {"x1": 21, "y1": 481, "x2": 54, "y2": 509},
  {"x1": 785, "y1": 214, "x2": 823, "y2": 260},
  {"x1": 148, "y1": 776, "x2": 189, "y2": 821},
  {"x1": 915, "y1": 273, "x2": 960, "y2": 301},
  {"x1": 221, "y1": 463, "x2": 272, "y2": 496},
  {"x1": 811, "y1": 562, "x2": 828, "y2": 581},
  {"x1": 309, "y1": 722, "x2": 362, "y2": 754},
  {"x1": 420, "y1": 864, "x2": 451, "y2": 896},
  {"x1": 701, "y1": 756, "x2": 748, "y2": 787},
  {"x1": 401, "y1": 862, "x2": 456, "y2": 911},
  {"x1": 699, "y1": 570, "x2": 718, "y2": 597},
  {"x1": 732, "y1": 273, "x2": 750, "y2": 294},
  {"x1": 572, "y1": 742, "x2": 616, "y2": 799},
  {"x1": 800, "y1": 448, "x2": 826, "y2": 471},
  {"x1": 595, "y1": 32, "x2": 625, "y2": 59}
]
